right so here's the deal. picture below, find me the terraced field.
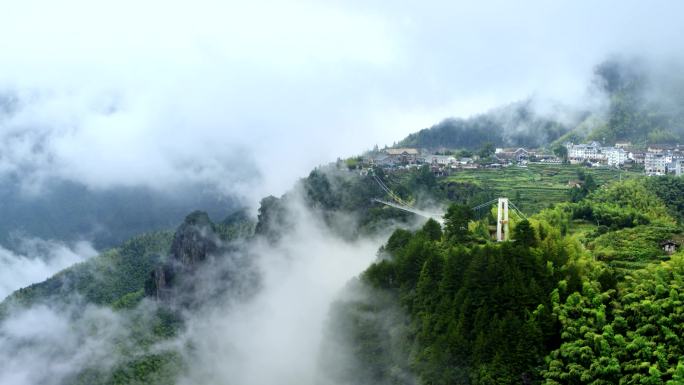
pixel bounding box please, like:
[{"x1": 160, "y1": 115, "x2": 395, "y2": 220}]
[{"x1": 442, "y1": 163, "x2": 641, "y2": 214}]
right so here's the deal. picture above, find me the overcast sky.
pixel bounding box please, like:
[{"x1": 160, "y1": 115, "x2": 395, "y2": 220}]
[{"x1": 1, "y1": 0, "x2": 683, "y2": 202}]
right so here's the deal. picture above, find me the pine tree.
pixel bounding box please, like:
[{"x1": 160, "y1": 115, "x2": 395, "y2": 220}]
[
  {"x1": 514, "y1": 220, "x2": 537, "y2": 247},
  {"x1": 444, "y1": 204, "x2": 474, "y2": 242},
  {"x1": 422, "y1": 218, "x2": 443, "y2": 242}
]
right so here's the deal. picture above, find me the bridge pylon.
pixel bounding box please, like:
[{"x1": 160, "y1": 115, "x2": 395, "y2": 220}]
[{"x1": 496, "y1": 198, "x2": 509, "y2": 242}]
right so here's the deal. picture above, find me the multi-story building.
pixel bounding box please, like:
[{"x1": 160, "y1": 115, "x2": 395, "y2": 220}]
[
  {"x1": 647, "y1": 145, "x2": 673, "y2": 154},
  {"x1": 629, "y1": 151, "x2": 646, "y2": 164},
  {"x1": 674, "y1": 158, "x2": 684, "y2": 177},
  {"x1": 566, "y1": 141, "x2": 604, "y2": 163},
  {"x1": 604, "y1": 147, "x2": 628, "y2": 167},
  {"x1": 384, "y1": 148, "x2": 419, "y2": 164},
  {"x1": 645, "y1": 153, "x2": 668, "y2": 175}
]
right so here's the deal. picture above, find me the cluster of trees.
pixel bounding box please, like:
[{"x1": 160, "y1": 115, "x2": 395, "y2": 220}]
[
  {"x1": 330, "y1": 176, "x2": 684, "y2": 384},
  {"x1": 1, "y1": 231, "x2": 173, "y2": 311},
  {"x1": 544, "y1": 255, "x2": 684, "y2": 384},
  {"x1": 343, "y1": 210, "x2": 589, "y2": 384},
  {"x1": 646, "y1": 177, "x2": 684, "y2": 222},
  {"x1": 569, "y1": 170, "x2": 597, "y2": 202},
  {"x1": 297, "y1": 166, "x2": 419, "y2": 236}
]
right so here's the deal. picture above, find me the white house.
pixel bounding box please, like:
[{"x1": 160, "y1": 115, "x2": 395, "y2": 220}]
[
  {"x1": 629, "y1": 151, "x2": 646, "y2": 164},
  {"x1": 674, "y1": 158, "x2": 684, "y2": 176},
  {"x1": 566, "y1": 141, "x2": 604, "y2": 163},
  {"x1": 604, "y1": 147, "x2": 628, "y2": 167},
  {"x1": 645, "y1": 153, "x2": 668, "y2": 175}
]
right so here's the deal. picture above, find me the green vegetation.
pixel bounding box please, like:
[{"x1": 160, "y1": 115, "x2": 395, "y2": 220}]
[
  {"x1": 544, "y1": 255, "x2": 684, "y2": 384},
  {"x1": 0, "y1": 210, "x2": 255, "y2": 385},
  {"x1": 4, "y1": 140, "x2": 684, "y2": 385},
  {"x1": 585, "y1": 59, "x2": 684, "y2": 145},
  {"x1": 340, "y1": 211, "x2": 588, "y2": 384},
  {"x1": 2, "y1": 231, "x2": 174, "y2": 309},
  {"x1": 330, "y1": 176, "x2": 684, "y2": 384},
  {"x1": 646, "y1": 176, "x2": 684, "y2": 222},
  {"x1": 67, "y1": 306, "x2": 184, "y2": 385},
  {"x1": 441, "y1": 164, "x2": 638, "y2": 214}
]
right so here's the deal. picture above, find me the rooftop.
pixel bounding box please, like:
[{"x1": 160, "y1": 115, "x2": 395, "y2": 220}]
[{"x1": 386, "y1": 148, "x2": 419, "y2": 155}]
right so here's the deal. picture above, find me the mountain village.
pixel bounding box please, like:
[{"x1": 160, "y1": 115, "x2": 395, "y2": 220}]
[{"x1": 348, "y1": 141, "x2": 684, "y2": 177}]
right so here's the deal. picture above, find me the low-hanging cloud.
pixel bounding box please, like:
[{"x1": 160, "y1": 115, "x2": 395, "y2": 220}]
[
  {"x1": 0, "y1": 238, "x2": 97, "y2": 300},
  {"x1": 0, "y1": 197, "x2": 391, "y2": 385},
  {"x1": 174, "y1": 196, "x2": 391, "y2": 385},
  {"x1": 2, "y1": 0, "x2": 684, "y2": 203},
  {"x1": 0, "y1": 186, "x2": 415, "y2": 385},
  {"x1": 0, "y1": 302, "x2": 128, "y2": 385}
]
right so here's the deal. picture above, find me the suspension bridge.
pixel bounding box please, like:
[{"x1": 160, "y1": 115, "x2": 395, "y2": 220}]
[{"x1": 371, "y1": 174, "x2": 527, "y2": 241}]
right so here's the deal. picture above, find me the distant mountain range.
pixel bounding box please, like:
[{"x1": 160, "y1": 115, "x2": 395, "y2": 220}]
[{"x1": 0, "y1": 176, "x2": 237, "y2": 250}]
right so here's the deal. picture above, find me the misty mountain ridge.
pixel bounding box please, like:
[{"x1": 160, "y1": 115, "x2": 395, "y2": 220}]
[
  {"x1": 399, "y1": 57, "x2": 684, "y2": 150},
  {"x1": 0, "y1": 176, "x2": 238, "y2": 251},
  {"x1": 398, "y1": 99, "x2": 578, "y2": 150}
]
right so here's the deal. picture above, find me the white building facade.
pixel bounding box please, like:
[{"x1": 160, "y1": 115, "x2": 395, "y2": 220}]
[
  {"x1": 604, "y1": 147, "x2": 628, "y2": 167},
  {"x1": 566, "y1": 141, "x2": 604, "y2": 163},
  {"x1": 674, "y1": 158, "x2": 684, "y2": 176},
  {"x1": 645, "y1": 153, "x2": 668, "y2": 175}
]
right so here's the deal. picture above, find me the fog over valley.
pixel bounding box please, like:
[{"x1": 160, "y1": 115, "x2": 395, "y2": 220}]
[{"x1": 2, "y1": 1, "x2": 684, "y2": 385}]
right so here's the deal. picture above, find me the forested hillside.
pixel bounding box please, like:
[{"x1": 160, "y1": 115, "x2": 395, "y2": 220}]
[
  {"x1": 584, "y1": 59, "x2": 684, "y2": 144},
  {"x1": 323, "y1": 176, "x2": 684, "y2": 384},
  {"x1": 398, "y1": 100, "x2": 572, "y2": 150}
]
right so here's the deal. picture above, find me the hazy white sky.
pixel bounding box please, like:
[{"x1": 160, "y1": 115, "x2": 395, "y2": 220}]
[{"x1": 1, "y1": 0, "x2": 683, "y2": 201}]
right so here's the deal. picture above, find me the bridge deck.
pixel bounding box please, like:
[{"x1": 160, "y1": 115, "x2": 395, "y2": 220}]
[{"x1": 372, "y1": 198, "x2": 445, "y2": 224}]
